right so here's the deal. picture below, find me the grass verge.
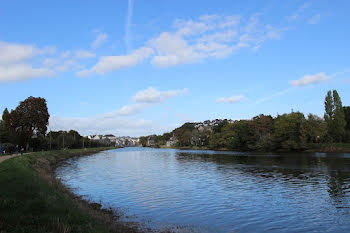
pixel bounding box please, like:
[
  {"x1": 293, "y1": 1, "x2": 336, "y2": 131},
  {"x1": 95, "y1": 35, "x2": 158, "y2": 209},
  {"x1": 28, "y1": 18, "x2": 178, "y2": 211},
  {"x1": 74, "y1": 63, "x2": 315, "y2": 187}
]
[{"x1": 0, "y1": 148, "x2": 143, "y2": 233}]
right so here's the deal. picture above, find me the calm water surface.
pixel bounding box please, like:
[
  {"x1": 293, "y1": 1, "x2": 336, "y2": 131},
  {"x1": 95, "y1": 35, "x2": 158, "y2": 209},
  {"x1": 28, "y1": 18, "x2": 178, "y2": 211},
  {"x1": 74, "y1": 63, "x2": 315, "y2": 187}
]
[{"x1": 56, "y1": 147, "x2": 350, "y2": 232}]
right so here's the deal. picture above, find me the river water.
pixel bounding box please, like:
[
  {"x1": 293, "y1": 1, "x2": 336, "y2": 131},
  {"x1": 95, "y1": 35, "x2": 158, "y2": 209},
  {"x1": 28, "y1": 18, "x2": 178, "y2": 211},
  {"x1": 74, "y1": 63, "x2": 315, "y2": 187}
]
[{"x1": 56, "y1": 147, "x2": 350, "y2": 233}]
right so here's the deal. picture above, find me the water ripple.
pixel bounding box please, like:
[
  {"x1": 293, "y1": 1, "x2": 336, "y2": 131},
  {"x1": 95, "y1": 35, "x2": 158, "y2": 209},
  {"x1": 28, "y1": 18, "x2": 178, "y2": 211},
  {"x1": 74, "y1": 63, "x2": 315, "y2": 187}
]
[{"x1": 56, "y1": 147, "x2": 350, "y2": 233}]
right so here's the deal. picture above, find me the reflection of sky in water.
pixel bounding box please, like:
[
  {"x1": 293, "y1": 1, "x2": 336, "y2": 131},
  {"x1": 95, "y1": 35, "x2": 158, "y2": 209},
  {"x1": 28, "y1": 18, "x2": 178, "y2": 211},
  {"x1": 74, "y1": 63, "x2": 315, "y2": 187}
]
[{"x1": 56, "y1": 148, "x2": 350, "y2": 233}]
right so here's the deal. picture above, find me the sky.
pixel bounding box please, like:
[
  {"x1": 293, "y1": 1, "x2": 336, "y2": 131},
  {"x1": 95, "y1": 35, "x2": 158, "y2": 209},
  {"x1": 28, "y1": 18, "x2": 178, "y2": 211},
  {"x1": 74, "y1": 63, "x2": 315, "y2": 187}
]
[{"x1": 0, "y1": 0, "x2": 349, "y2": 137}]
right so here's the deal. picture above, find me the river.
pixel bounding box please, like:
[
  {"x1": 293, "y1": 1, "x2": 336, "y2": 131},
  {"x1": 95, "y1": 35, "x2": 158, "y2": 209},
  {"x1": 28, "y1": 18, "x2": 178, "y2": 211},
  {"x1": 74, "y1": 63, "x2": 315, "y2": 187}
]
[{"x1": 56, "y1": 147, "x2": 350, "y2": 233}]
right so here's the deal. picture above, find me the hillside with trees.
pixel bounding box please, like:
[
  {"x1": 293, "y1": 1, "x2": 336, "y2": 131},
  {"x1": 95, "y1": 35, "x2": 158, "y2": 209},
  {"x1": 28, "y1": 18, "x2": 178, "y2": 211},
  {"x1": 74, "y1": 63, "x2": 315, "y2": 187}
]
[{"x1": 141, "y1": 90, "x2": 350, "y2": 152}]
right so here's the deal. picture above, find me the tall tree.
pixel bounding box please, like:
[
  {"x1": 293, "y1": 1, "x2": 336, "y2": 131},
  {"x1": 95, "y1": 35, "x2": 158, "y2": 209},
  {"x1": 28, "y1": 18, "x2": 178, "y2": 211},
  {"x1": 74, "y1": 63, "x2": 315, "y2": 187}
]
[
  {"x1": 0, "y1": 108, "x2": 11, "y2": 143},
  {"x1": 343, "y1": 106, "x2": 350, "y2": 131},
  {"x1": 9, "y1": 97, "x2": 50, "y2": 149},
  {"x1": 324, "y1": 90, "x2": 346, "y2": 142}
]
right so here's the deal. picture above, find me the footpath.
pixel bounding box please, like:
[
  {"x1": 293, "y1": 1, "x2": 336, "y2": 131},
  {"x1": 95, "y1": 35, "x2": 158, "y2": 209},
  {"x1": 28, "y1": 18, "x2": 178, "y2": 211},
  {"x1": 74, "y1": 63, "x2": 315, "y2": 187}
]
[{"x1": 0, "y1": 154, "x2": 20, "y2": 163}]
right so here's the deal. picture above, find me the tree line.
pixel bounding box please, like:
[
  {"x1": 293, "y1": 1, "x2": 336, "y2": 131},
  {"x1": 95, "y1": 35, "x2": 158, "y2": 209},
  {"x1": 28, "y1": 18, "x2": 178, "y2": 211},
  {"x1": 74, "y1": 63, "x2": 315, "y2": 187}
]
[
  {"x1": 0, "y1": 96, "x2": 106, "y2": 154},
  {"x1": 141, "y1": 90, "x2": 350, "y2": 151}
]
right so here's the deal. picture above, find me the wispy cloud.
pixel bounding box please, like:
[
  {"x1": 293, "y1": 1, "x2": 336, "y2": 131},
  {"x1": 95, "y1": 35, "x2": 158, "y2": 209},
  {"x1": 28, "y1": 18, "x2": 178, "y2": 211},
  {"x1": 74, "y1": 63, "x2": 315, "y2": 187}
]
[
  {"x1": 308, "y1": 14, "x2": 321, "y2": 24},
  {"x1": 290, "y1": 72, "x2": 328, "y2": 86},
  {"x1": 125, "y1": 0, "x2": 134, "y2": 52},
  {"x1": 288, "y1": 3, "x2": 311, "y2": 21},
  {"x1": 78, "y1": 47, "x2": 153, "y2": 76},
  {"x1": 91, "y1": 32, "x2": 108, "y2": 49},
  {"x1": 78, "y1": 13, "x2": 287, "y2": 74},
  {"x1": 216, "y1": 95, "x2": 245, "y2": 103},
  {"x1": 255, "y1": 88, "x2": 293, "y2": 104}
]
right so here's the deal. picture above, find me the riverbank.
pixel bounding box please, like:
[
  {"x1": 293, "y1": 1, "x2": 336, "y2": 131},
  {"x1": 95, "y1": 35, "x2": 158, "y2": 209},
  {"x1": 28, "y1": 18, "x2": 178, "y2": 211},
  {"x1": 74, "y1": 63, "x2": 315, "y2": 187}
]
[
  {"x1": 158, "y1": 143, "x2": 350, "y2": 153},
  {"x1": 0, "y1": 148, "x2": 145, "y2": 233}
]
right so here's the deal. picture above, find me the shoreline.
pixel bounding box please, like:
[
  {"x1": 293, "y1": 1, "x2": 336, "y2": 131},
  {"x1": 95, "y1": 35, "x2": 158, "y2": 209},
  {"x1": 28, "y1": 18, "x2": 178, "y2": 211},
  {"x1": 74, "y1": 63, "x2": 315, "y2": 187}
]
[
  {"x1": 0, "y1": 147, "x2": 149, "y2": 233},
  {"x1": 155, "y1": 143, "x2": 350, "y2": 153}
]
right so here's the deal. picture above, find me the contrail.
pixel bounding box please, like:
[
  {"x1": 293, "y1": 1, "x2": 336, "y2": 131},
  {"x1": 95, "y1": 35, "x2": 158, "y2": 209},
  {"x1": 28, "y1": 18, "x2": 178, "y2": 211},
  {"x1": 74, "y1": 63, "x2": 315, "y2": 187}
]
[{"x1": 125, "y1": 0, "x2": 134, "y2": 53}]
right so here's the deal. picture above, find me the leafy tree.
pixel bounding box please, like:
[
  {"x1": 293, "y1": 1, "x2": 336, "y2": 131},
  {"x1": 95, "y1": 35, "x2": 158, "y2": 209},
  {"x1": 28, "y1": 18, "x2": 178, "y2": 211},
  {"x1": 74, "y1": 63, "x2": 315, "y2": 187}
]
[
  {"x1": 343, "y1": 106, "x2": 350, "y2": 142},
  {"x1": 302, "y1": 114, "x2": 327, "y2": 143},
  {"x1": 0, "y1": 108, "x2": 11, "y2": 144},
  {"x1": 154, "y1": 135, "x2": 166, "y2": 146},
  {"x1": 9, "y1": 97, "x2": 50, "y2": 149},
  {"x1": 173, "y1": 123, "x2": 195, "y2": 146},
  {"x1": 324, "y1": 90, "x2": 346, "y2": 142},
  {"x1": 139, "y1": 136, "x2": 148, "y2": 147},
  {"x1": 274, "y1": 112, "x2": 306, "y2": 150},
  {"x1": 248, "y1": 114, "x2": 275, "y2": 150}
]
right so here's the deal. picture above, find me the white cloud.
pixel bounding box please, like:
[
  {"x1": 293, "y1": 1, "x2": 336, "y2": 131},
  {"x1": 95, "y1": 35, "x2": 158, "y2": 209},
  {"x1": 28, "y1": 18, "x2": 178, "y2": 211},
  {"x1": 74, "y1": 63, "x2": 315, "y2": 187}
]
[
  {"x1": 82, "y1": 13, "x2": 286, "y2": 72},
  {"x1": 216, "y1": 95, "x2": 245, "y2": 103},
  {"x1": 0, "y1": 64, "x2": 54, "y2": 83},
  {"x1": 75, "y1": 50, "x2": 96, "y2": 59},
  {"x1": 76, "y1": 69, "x2": 91, "y2": 77},
  {"x1": 89, "y1": 47, "x2": 154, "y2": 74},
  {"x1": 91, "y1": 33, "x2": 108, "y2": 49},
  {"x1": 0, "y1": 41, "x2": 56, "y2": 83},
  {"x1": 149, "y1": 32, "x2": 204, "y2": 67},
  {"x1": 115, "y1": 104, "x2": 145, "y2": 116},
  {"x1": 49, "y1": 115, "x2": 160, "y2": 137},
  {"x1": 290, "y1": 72, "x2": 328, "y2": 86},
  {"x1": 0, "y1": 41, "x2": 54, "y2": 65},
  {"x1": 133, "y1": 87, "x2": 189, "y2": 103},
  {"x1": 308, "y1": 14, "x2": 321, "y2": 24},
  {"x1": 100, "y1": 87, "x2": 189, "y2": 118}
]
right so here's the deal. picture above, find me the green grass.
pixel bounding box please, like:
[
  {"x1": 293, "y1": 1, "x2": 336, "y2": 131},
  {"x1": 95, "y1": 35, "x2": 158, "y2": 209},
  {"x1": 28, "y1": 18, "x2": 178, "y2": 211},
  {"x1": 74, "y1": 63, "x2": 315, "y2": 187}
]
[{"x1": 0, "y1": 148, "x2": 122, "y2": 233}]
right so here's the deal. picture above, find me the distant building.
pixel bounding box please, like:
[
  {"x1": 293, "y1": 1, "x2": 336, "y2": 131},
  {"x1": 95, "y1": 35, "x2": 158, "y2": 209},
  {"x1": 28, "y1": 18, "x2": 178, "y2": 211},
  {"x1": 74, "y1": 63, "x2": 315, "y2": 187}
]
[
  {"x1": 147, "y1": 135, "x2": 156, "y2": 147},
  {"x1": 166, "y1": 136, "x2": 177, "y2": 147}
]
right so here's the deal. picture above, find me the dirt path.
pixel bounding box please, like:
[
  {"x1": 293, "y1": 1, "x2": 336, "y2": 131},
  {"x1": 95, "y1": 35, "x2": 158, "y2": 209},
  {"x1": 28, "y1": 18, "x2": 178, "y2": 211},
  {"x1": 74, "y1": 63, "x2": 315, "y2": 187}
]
[{"x1": 0, "y1": 154, "x2": 20, "y2": 164}]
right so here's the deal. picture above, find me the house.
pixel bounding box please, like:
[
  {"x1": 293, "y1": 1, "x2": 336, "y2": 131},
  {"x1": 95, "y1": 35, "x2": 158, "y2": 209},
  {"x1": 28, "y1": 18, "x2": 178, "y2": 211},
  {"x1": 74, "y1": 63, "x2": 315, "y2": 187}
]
[
  {"x1": 147, "y1": 135, "x2": 156, "y2": 147},
  {"x1": 166, "y1": 137, "x2": 177, "y2": 147}
]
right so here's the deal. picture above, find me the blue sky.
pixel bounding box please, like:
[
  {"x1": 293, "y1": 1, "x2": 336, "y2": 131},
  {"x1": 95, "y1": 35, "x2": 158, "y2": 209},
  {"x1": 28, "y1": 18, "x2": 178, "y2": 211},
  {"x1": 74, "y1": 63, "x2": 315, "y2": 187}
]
[{"x1": 0, "y1": 0, "x2": 349, "y2": 136}]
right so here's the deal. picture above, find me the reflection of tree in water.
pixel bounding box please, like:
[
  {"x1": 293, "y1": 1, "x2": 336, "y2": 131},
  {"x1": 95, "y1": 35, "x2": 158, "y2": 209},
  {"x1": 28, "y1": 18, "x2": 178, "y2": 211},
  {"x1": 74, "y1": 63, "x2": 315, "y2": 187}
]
[
  {"x1": 175, "y1": 151, "x2": 350, "y2": 203},
  {"x1": 327, "y1": 171, "x2": 349, "y2": 201}
]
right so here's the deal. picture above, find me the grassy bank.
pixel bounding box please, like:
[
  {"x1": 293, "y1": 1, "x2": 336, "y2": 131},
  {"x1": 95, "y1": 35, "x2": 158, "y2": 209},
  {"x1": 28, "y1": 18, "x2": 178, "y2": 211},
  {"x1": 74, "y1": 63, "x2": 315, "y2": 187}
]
[{"x1": 0, "y1": 148, "x2": 142, "y2": 233}]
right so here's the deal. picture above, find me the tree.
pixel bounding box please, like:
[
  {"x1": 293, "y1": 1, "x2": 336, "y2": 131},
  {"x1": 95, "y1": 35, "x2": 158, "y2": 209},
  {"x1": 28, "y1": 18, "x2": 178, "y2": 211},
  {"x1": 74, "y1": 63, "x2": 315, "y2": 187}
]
[
  {"x1": 139, "y1": 136, "x2": 148, "y2": 147},
  {"x1": 9, "y1": 97, "x2": 50, "y2": 149},
  {"x1": 302, "y1": 114, "x2": 327, "y2": 143},
  {"x1": 274, "y1": 112, "x2": 306, "y2": 150},
  {"x1": 0, "y1": 108, "x2": 11, "y2": 143},
  {"x1": 248, "y1": 114, "x2": 275, "y2": 150},
  {"x1": 343, "y1": 106, "x2": 350, "y2": 142},
  {"x1": 343, "y1": 107, "x2": 350, "y2": 131},
  {"x1": 324, "y1": 90, "x2": 346, "y2": 142}
]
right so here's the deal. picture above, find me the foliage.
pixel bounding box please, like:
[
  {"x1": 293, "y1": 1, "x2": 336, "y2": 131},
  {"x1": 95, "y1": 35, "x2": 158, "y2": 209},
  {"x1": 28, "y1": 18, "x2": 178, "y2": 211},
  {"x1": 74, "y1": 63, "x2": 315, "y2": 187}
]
[
  {"x1": 324, "y1": 90, "x2": 346, "y2": 142},
  {"x1": 139, "y1": 136, "x2": 148, "y2": 147},
  {"x1": 274, "y1": 112, "x2": 306, "y2": 150},
  {"x1": 8, "y1": 96, "x2": 50, "y2": 148},
  {"x1": 173, "y1": 123, "x2": 195, "y2": 147},
  {"x1": 344, "y1": 106, "x2": 350, "y2": 131}
]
